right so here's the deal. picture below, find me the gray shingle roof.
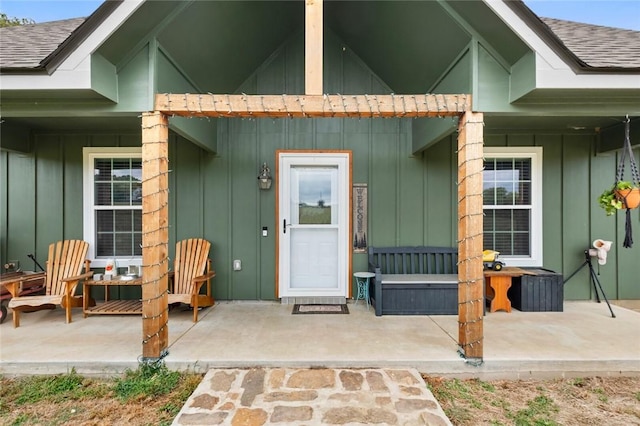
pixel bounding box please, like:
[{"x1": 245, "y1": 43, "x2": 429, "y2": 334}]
[
  {"x1": 0, "y1": 7, "x2": 638, "y2": 72},
  {"x1": 0, "y1": 17, "x2": 86, "y2": 69},
  {"x1": 540, "y1": 17, "x2": 640, "y2": 68}
]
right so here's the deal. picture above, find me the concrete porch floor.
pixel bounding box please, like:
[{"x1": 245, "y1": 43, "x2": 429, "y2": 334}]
[{"x1": 1, "y1": 300, "x2": 639, "y2": 380}]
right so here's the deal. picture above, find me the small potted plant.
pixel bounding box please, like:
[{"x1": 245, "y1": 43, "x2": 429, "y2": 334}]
[{"x1": 598, "y1": 181, "x2": 640, "y2": 215}]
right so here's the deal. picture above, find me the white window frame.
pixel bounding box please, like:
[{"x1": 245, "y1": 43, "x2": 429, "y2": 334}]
[
  {"x1": 483, "y1": 146, "x2": 543, "y2": 267},
  {"x1": 83, "y1": 147, "x2": 142, "y2": 268}
]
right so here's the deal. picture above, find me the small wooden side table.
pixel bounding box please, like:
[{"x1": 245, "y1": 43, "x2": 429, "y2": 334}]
[
  {"x1": 484, "y1": 267, "x2": 536, "y2": 313},
  {"x1": 83, "y1": 276, "x2": 143, "y2": 316}
]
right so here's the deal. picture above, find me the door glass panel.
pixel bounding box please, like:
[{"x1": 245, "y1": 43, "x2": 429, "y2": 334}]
[{"x1": 291, "y1": 167, "x2": 337, "y2": 225}]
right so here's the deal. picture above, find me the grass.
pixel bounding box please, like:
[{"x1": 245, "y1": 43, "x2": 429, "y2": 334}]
[
  {"x1": 424, "y1": 375, "x2": 640, "y2": 426},
  {"x1": 0, "y1": 364, "x2": 203, "y2": 426}
]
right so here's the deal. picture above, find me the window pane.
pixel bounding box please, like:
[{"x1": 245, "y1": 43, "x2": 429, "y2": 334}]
[
  {"x1": 496, "y1": 160, "x2": 515, "y2": 177},
  {"x1": 515, "y1": 158, "x2": 531, "y2": 180},
  {"x1": 115, "y1": 234, "x2": 133, "y2": 257},
  {"x1": 131, "y1": 160, "x2": 142, "y2": 181},
  {"x1": 96, "y1": 210, "x2": 113, "y2": 232},
  {"x1": 495, "y1": 183, "x2": 514, "y2": 205},
  {"x1": 514, "y1": 182, "x2": 527, "y2": 205},
  {"x1": 113, "y1": 183, "x2": 132, "y2": 205},
  {"x1": 483, "y1": 210, "x2": 495, "y2": 232},
  {"x1": 112, "y1": 159, "x2": 132, "y2": 179},
  {"x1": 94, "y1": 159, "x2": 111, "y2": 182},
  {"x1": 494, "y1": 233, "x2": 512, "y2": 254},
  {"x1": 483, "y1": 183, "x2": 496, "y2": 205},
  {"x1": 494, "y1": 210, "x2": 511, "y2": 231},
  {"x1": 114, "y1": 210, "x2": 132, "y2": 232},
  {"x1": 513, "y1": 233, "x2": 530, "y2": 256},
  {"x1": 131, "y1": 183, "x2": 142, "y2": 205},
  {"x1": 134, "y1": 233, "x2": 142, "y2": 256},
  {"x1": 133, "y1": 210, "x2": 142, "y2": 232},
  {"x1": 95, "y1": 183, "x2": 111, "y2": 206},
  {"x1": 96, "y1": 233, "x2": 114, "y2": 257},
  {"x1": 514, "y1": 210, "x2": 530, "y2": 232}
]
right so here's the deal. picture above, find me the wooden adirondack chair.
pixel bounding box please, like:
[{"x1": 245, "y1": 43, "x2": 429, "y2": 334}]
[
  {"x1": 167, "y1": 238, "x2": 216, "y2": 322},
  {"x1": 8, "y1": 240, "x2": 93, "y2": 327}
]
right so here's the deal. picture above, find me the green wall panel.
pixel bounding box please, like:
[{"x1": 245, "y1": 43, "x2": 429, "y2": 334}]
[
  {"x1": 0, "y1": 152, "x2": 7, "y2": 266},
  {"x1": 63, "y1": 135, "x2": 86, "y2": 242},
  {"x1": 173, "y1": 139, "x2": 204, "y2": 240},
  {"x1": 257, "y1": 125, "x2": 280, "y2": 300},
  {"x1": 589, "y1": 151, "x2": 619, "y2": 298},
  {"x1": 230, "y1": 131, "x2": 259, "y2": 300},
  {"x1": 424, "y1": 137, "x2": 456, "y2": 246},
  {"x1": 370, "y1": 132, "x2": 399, "y2": 246},
  {"x1": 35, "y1": 135, "x2": 64, "y2": 262},
  {"x1": 203, "y1": 123, "x2": 231, "y2": 300},
  {"x1": 539, "y1": 135, "x2": 563, "y2": 274},
  {"x1": 476, "y1": 44, "x2": 510, "y2": 113},
  {"x1": 561, "y1": 136, "x2": 592, "y2": 300},
  {"x1": 6, "y1": 150, "x2": 37, "y2": 272},
  {"x1": 398, "y1": 132, "x2": 424, "y2": 246}
]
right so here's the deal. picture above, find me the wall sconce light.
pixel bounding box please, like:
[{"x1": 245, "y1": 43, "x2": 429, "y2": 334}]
[{"x1": 258, "y1": 162, "x2": 272, "y2": 190}]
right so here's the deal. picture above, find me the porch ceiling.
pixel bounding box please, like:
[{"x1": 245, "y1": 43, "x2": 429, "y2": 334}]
[{"x1": 145, "y1": 1, "x2": 478, "y2": 95}]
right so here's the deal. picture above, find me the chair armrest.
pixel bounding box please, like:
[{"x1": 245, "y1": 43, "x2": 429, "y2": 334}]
[
  {"x1": 191, "y1": 271, "x2": 216, "y2": 284},
  {"x1": 61, "y1": 270, "x2": 94, "y2": 283}
]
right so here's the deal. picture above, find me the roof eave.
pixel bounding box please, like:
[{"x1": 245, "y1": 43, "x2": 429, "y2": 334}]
[
  {"x1": 504, "y1": 0, "x2": 639, "y2": 74},
  {"x1": 0, "y1": 67, "x2": 49, "y2": 74},
  {"x1": 38, "y1": 0, "x2": 123, "y2": 74}
]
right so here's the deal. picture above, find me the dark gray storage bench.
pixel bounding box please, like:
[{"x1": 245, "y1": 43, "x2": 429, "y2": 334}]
[
  {"x1": 508, "y1": 268, "x2": 564, "y2": 312},
  {"x1": 368, "y1": 246, "x2": 458, "y2": 316}
]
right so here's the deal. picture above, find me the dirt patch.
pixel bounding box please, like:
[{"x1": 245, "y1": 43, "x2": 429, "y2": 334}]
[
  {"x1": 424, "y1": 375, "x2": 640, "y2": 426},
  {"x1": 1, "y1": 372, "x2": 639, "y2": 425}
]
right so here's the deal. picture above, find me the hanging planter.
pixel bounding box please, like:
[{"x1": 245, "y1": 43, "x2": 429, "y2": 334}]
[
  {"x1": 599, "y1": 181, "x2": 639, "y2": 216},
  {"x1": 614, "y1": 185, "x2": 640, "y2": 210},
  {"x1": 602, "y1": 116, "x2": 640, "y2": 248}
]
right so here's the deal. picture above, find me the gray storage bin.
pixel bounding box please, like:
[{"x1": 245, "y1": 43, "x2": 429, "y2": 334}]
[{"x1": 508, "y1": 268, "x2": 563, "y2": 312}]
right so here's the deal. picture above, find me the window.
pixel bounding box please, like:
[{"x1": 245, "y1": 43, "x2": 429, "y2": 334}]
[
  {"x1": 483, "y1": 147, "x2": 542, "y2": 267},
  {"x1": 83, "y1": 148, "x2": 142, "y2": 267}
]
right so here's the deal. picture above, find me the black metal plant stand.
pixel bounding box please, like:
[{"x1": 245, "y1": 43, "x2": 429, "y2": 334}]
[{"x1": 563, "y1": 250, "x2": 616, "y2": 318}]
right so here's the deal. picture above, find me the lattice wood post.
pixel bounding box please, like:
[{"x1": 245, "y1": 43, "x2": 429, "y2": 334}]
[
  {"x1": 141, "y1": 111, "x2": 170, "y2": 360},
  {"x1": 457, "y1": 111, "x2": 484, "y2": 363}
]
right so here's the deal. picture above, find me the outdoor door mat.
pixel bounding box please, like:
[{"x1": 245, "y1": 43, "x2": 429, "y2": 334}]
[{"x1": 292, "y1": 304, "x2": 349, "y2": 314}]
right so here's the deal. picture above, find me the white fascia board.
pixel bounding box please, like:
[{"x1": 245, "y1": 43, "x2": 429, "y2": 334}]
[
  {"x1": 58, "y1": 0, "x2": 145, "y2": 71},
  {"x1": 485, "y1": 1, "x2": 570, "y2": 69},
  {"x1": 0, "y1": 56, "x2": 91, "y2": 90},
  {"x1": 534, "y1": 53, "x2": 640, "y2": 89},
  {"x1": 485, "y1": 1, "x2": 640, "y2": 90},
  {"x1": 0, "y1": 0, "x2": 145, "y2": 91}
]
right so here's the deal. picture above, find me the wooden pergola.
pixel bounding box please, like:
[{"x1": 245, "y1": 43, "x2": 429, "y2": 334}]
[{"x1": 139, "y1": 0, "x2": 484, "y2": 364}]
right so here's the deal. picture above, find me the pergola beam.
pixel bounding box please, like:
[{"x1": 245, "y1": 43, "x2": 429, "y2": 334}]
[
  {"x1": 154, "y1": 94, "x2": 471, "y2": 118},
  {"x1": 305, "y1": 0, "x2": 323, "y2": 95},
  {"x1": 142, "y1": 93, "x2": 484, "y2": 364}
]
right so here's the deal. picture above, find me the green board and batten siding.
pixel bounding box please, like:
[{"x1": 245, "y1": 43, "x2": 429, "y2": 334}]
[
  {"x1": 1, "y1": 32, "x2": 638, "y2": 302},
  {"x1": 3, "y1": 127, "x2": 638, "y2": 300}
]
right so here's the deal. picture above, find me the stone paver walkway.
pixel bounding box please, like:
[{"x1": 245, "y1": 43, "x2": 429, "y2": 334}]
[{"x1": 172, "y1": 368, "x2": 452, "y2": 425}]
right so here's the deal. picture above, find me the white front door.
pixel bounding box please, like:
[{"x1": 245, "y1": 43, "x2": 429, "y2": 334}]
[{"x1": 278, "y1": 152, "x2": 350, "y2": 298}]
